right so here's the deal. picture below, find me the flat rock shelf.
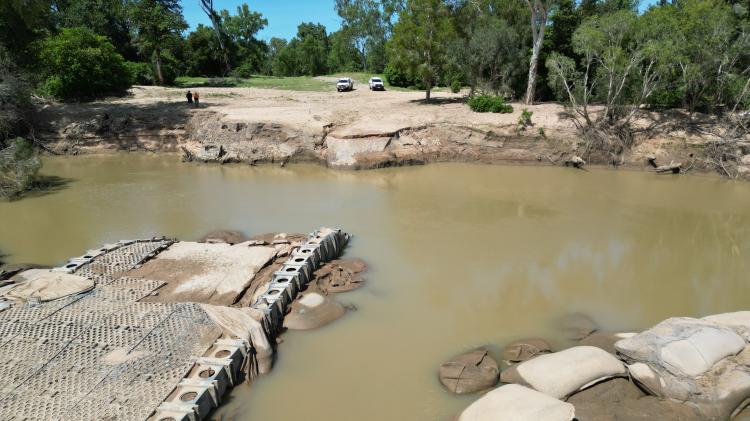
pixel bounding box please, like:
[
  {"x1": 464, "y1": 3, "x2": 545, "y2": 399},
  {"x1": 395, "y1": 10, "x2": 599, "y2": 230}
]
[{"x1": 0, "y1": 228, "x2": 350, "y2": 421}]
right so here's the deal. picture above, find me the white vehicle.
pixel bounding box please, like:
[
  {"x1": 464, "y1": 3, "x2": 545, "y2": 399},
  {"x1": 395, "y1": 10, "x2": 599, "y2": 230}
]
[
  {"x1": 368, "y1": 77, "x2": 385, "y2": 91},
  {"x1": 337, "y1": 77, "x2": 354, "y2": 92}
]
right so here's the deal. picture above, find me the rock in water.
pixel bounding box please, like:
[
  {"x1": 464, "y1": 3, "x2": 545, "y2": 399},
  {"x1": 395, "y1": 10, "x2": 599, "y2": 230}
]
[
  {"x1": 283, "y1": 292, "x2": 346, "y2": 330},
  {"x1": 500, "y1": 346, "x2": 627, "y2": 399},
  {"x1": 313, "y1": 259, "x2": 367, "y2": 293},
  {"x1": 579, "y1": 332, "x2": 637, "y2": 354},
  {"x1": 439, "y1": 349, "x2": 499, "y2": 394},
  {"x1": 198, "y1": 230, "x2": 247, "y2": 245},
  {"x1": 615, "y1": 317, "x2": 750, "y2": 420},
  {"x1": 567, "y1": 378, "x2": 703, "y2": 421},
  {"x1": 459, "y1": 384, "x2": 575, "y2": 421},
  {"x1": 501, "y1": 338, "x2": 552, "y2": 364},
  {"x1": 558, "y1": 313, "x2": 599, "y2": 340}
]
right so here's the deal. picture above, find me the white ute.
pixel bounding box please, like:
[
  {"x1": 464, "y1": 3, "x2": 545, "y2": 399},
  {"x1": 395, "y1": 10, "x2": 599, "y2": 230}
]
[
  {"x1": 368, "y1": 77, "x2": 385, "y2": 91},
  {"x1": 337, "y1": 77, "x2": 353, "y2": 92}
]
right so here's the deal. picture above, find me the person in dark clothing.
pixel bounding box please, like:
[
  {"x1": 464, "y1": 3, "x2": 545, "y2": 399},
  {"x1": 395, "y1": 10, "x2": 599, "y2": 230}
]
[{"x1": 186, "y1": 91, "x2": 193, "y2": 104}]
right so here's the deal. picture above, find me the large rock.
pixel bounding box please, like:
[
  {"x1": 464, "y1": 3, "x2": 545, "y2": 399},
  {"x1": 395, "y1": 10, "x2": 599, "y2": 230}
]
[
  {"x1": 501, "y1": 338, "x2": 551, "y2": 364},
  {"x1": 312, "y1": 259, "x2": 367, "y2": 293},
  {"x1": 703, "y1": 311, "x2": 750, "y2": 341},
  {"x1": 439, "y1": 349, "x2": 499, "y2": 394},
  {"x1": 500, "y1": 346, "x2": 626, "y2": 399},
  {"x1": 615, "y1": 317, "x2": 750, "y2": 420},
  {"x1": 557, "y1": 313, "x2": 598, "y2": 340},
  {"x1": 579, "y1": 332, "x2": 637, "y2": 354},
  {"x1": 567, "y1": 378, "x2": 703, "y2": 421},
  {"x1": 198, "y1": 230, "x2": 247, "y2": 245},
  {"x1": 458, "y1": 384, "x2": 575, "y2": 421},
  {"x1": 283, "y1": 292, "x2": 346, "y2": 330}
]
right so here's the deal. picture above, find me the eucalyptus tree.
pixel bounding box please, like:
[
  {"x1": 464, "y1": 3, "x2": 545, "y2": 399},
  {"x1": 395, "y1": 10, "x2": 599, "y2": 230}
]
[
  {"x1": 524, "y1": 0, "x2": 558, "y2": 104},
  {"x1": 130, "y1": 0, "x2": 187, "y2": 85}
]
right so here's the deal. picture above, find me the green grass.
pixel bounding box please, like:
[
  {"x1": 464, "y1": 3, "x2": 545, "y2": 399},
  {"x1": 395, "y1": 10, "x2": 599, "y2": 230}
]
[
  {"x1": 173, "y1": 73, "x2": 451, "y2": 93},
  {"x1": 173, "y1": 75, "x2": 334, "y2": 92}
]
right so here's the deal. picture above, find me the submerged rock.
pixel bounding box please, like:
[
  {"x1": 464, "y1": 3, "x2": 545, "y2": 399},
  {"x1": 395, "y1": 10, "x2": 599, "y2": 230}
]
[
  {"x1": 567, "y1": 378, "x2": 702, "y2": 421},
  {"x1": 501, "y1": 338, "x2": 551, "y2": 364},
  {"x1": 558, "y1": 313, "x2": 599, "y2": 340},
  {"x1": 313, "y1": 259, "x2": 367, "y2": 294},
  {"x1": 198, "y1": 230, "x2": 247, "y2": 245},
  {"x1": 458, "y1": 384, "x2": 575, "y2": 421},
  {"x1": 500, "y1": 346, "x2": 627, "y2": 399},
  {"x1": 283, "y1": 292, "x2": 346, "y2": 330},
  {"x1": 439, "y1": 349, "x2": 499, "y2": 394},
  {"x1": 579, "y1": 332, "x2": 637, "y2": 354}
]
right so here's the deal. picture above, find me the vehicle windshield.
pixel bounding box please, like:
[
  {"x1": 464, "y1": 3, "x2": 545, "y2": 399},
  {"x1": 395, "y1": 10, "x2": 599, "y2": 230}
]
[
  {"x1": 372, "y1": 78, "x2": 382, "y2": 83},
  {"x1": 338, "y1": 79, "x2": 349, "y2": 84}
]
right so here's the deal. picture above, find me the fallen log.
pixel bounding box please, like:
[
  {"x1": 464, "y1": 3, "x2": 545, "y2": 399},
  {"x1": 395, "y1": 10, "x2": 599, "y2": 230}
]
[{"x1": 655, "y1": 162, "x2": 682, "y2": 174}]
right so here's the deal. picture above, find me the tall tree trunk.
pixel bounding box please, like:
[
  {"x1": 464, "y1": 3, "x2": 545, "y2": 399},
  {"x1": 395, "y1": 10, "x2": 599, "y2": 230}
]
[
  {"x1": 525, "y1": 37, "x2": 543, "y2": 104},
  {"x1": 155, "y1": 48, "x2": 164, "y2": 85}
]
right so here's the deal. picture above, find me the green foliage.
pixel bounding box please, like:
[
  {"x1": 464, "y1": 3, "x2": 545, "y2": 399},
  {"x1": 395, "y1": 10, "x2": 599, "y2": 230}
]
[
  {"x1": 0, "y1": 49, "x2": 31, "y2": 142},
  {"x1": 450, "y1": 77, "x2": 462, "y2": 94},
  {"x1": 518, "y1": 108, "x2": 534, "y2": 129},
  {"x1": 384, "y1": 62, "x2": 416, "y2": 87},
  {"x1": 387, "y1": 0, "x2": 455, "y2": 100},
  {"x1": 187, "y1": 25, "x2": 231, "y2": 77},
  {"x1": 129, "y1": 0, "x2": 187, "y2": 85},
  {"x1": 271, "y1": 23, "x2": 331, "y2": 76},
  {"x1": 467, "y1": 95, "x2": 513, "y2": 113},
  {"x1": 123, "y1": 61, "x2": 153, "y2": 85},
  {"x1": 37, "y1": 28, "x2": 130, "y2": 100},
  {"x1": 0, "y1": 138, "x2": 41, "y2": 198}
]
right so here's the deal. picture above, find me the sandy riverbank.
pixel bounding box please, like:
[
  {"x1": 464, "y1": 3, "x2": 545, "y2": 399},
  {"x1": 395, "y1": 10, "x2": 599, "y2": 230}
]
[{"x1": 33, "y1": 85, "x2": 750, "y2": 178}]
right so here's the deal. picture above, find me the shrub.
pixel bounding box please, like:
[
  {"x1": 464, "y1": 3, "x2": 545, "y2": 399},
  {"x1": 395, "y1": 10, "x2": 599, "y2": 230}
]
[
  {"x1": 450, "y1": 77, "x2": 462, "y2": 94},
  {"x1": 647, "y1": 88, "x2": 682, "y2": 110},
  {"x1": 0, "y1": 138, "x2": 41, "y2": 198},
  {"x1": 232, "y1": 61, "x2": 255, "y2": 79},
  {"x1": 124, "y1": 61, "x2": 153, "y2": 86},
  {"x1": 37, "y1": 28, "x2": 131, "y2": 100},
  {"x1": 467, "y1": 95, "x2": 513, "y2": 113},
  {"x1": 518, "y1": 108, "x2": 534, "y2": 129},
  {"x1": 384, "y1": 63, "x2": 415, "y2": 88}
]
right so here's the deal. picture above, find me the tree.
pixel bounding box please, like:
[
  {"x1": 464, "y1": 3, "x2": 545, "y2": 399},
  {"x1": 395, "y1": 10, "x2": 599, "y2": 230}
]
[
  {"x1": 335, "y1": 0, "x2": 387, "y2": 72},
  {"x1": 53, "y1": 0, "x2": 136, "y2": 60},
  {"x1": 524, "y1": 0, "x2": 557, "y2": 104},
  {"x1": 130, "y1": 0, "x2": 187, "y2": 85},
  {"x1": 186, "y1": 25, "x2": 230, "y2": 76},
  {"x1": 220, "y1": 3, "x2": 268, "y2": 75},
  {"x1": 388, "y1": 0, "x2": 455, "y2": 100},
  {"x1": 328, "y1": 30, "x2": 363, "y2": 72},
  {"x1": 199, "y1": 0, "x2": 231, "y2": 74},
  {"x1": 37, "y1": 27, "x2": 131, "y2": 99}
]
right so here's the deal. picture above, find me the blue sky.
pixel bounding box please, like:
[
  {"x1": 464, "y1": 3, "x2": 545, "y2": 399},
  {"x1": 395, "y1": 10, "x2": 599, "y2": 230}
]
[
  {"x1": 181, "y1": 0, "x2": 342, "y2": 41},
  {"x1": 181, "y1": 0, "x2": 658, "y2": 41}
]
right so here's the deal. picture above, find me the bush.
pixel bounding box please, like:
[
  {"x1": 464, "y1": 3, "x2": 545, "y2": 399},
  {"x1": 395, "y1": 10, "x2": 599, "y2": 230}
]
[
  {"x1": 0, "y1": 49, "x2": 31, "y2": 141},
  {"x1": 384, "y1": 63, "x2": 415, "y2": 88},
  {"x1": 123, "y1": 61, "x2": 153, "y2": 86},
  {"x1": 450, "y1": 77, "x2": 462, "y2": 94},
  {"x1": 232, "y1": 61, "x2": 255, "y2": 79},
  {"x1": 648, "y1": 88, "x2": 682, "y2": 110},
  {"x1": 37, "y1": 28, "x2": 131, "y2": 100},
  {"x1": 0, "y1": 138, "x2": 41, "y2": 198},
  {"x1": 518, "y1": 108, "x2": 533, "y2": 129},
  {"x1": 467, "y1": 95, "x2": 513, "y2": 113}
]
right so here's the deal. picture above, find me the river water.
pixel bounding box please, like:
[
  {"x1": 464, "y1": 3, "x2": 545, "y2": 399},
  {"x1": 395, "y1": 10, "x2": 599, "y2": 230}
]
[{"x1": 1, "y1": 154, "x2": 749, "y2": 420}]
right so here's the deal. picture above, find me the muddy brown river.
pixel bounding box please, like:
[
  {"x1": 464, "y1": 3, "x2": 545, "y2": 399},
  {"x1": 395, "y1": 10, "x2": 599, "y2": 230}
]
[{"x1": 1, "y1": 154, "x2": 749, "y2": 420}]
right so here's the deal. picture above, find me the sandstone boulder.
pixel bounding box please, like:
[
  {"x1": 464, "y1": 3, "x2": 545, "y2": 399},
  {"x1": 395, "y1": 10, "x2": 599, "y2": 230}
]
[
  {"x1": 615, "y1": 317, "x2": 750, "y2": 420},
  {"x1": 501, "y1": 338, "x2": 551, "y2": 364},
  {"x1": 283, "y1": 292, "x2": 346, "y2": 330},
  {"x1": 439, "y1": 349, "x2": 499, "y2": 394},
  {"x1": 500, "y1": 346, "x2": 626, "y2": 399},
  {"x1": 579, "y1": 332, "x2": 637, "y2": 354},
  {"x1": 703, "y1": 311, "x2": 750, "y2": 341},
  {"x1": 458, "y1": 384, "x2": 575, "y2": 421},
  {"x1": 567, "y1": 378, "x2": 703, "y2": 421}
]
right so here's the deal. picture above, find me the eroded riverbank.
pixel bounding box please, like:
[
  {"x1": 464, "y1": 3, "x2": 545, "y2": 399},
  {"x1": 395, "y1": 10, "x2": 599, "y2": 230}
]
[
  {"x1": 1, "y1": 155, "x2": 749, "y2": 419},
  {"x1": 32, "y1": 85, "x2": 750, "y2": 179}
]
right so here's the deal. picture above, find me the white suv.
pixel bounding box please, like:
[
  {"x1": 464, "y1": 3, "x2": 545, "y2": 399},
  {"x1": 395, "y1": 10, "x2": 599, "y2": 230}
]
[
  {"x1": 337, "y1": 78, "x2": 354, "y2": 92},
  {"x1": 368, "y1": 77, "x2": 385, "y2": 91}
]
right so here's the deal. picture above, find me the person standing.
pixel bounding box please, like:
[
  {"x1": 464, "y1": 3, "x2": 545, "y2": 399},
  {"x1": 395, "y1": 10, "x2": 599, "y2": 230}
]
[
  {"x1": 186, "y1": 90, "x2": 193, "y2": 104},
  {"x1": 193, "y1": 91, "x2": 200, "y2": 107}
]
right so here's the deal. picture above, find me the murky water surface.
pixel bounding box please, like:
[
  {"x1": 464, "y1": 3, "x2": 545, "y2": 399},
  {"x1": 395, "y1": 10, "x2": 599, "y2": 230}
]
[{"x1": 1, "y1": 154, "x2": 749, "y2": 420}]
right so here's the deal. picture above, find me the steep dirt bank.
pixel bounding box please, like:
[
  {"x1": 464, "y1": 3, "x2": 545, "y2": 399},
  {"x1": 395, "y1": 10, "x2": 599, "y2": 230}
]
[{"x1": 34, "y1": 85, "x2": 750, "y2": 178}]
